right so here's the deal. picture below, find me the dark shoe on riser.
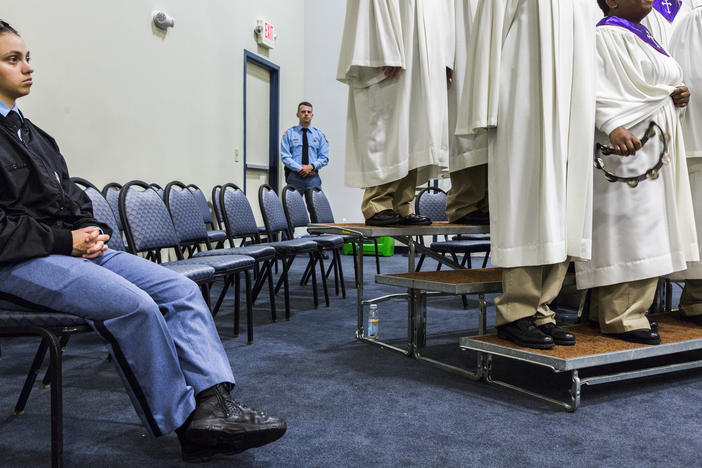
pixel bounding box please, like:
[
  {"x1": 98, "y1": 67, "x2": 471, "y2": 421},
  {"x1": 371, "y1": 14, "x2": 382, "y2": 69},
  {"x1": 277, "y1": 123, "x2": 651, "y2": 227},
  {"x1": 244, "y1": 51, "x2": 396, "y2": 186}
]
[
  {"x1": 497, "y1": 317, "x2": 555, "y2": 349},
  {"x1": 682, "y1": 315, "x2": 702, "y2": 326},
  {"x1": 453, "y1": 211, "x2": 490, "y2": 225},
  {"x1": 538, "y1": 322, "x2": 576, "y2": 345},
  {"x1": 400, "y1": 213, "x2": 432, "y2": 225},
  {"x1": 365, "y1": 209, "x2": 402, "y2": 226},
  {"x1": 612, "y1": 329, "x2": 661, "y2": 345}
]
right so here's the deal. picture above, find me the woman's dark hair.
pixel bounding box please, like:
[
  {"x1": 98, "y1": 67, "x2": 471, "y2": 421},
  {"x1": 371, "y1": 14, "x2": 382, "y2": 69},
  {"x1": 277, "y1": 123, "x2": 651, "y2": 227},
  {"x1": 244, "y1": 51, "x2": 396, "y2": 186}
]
[
  {"x1": 597, "y1": 0, "x2": 610, "y2": 15},
  {"x1": 0, "y1": 20, "x2": 19, "y2": 37}
]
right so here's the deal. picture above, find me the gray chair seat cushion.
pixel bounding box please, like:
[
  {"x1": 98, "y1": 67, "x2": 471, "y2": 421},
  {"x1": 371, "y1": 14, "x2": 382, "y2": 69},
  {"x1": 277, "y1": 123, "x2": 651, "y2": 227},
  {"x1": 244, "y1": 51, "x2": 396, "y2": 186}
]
[
  {"x1": 267, "y1": 238, "x2": 319, "y2": 254},
  {"x1": 0, "y1": 310, "x2": 88, "y2": 328},
  {"x1": 181, "y1": 255, "x2": 255, "y2": 273},
  {"x1": 429, "y1": 240, "x2": 491, "y2": 254},
  {"x1": 194, "y1": 245, "x2": 276, "y2": 261},
  {"x1": 161, "y1": 262, "x2": 216, "y2": 282},
  {"x1": 309, "y1": 234, "x2": 344, "y2": 248}
]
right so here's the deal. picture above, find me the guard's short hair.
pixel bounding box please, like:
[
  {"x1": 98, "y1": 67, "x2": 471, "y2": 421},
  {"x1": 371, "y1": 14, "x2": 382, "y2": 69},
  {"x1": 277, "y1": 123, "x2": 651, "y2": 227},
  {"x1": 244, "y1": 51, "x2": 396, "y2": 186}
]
[
  {"x1": 297, "y1": 101, "x2": 313, "y2": 112},
  {"x1": 0, "y1": 20, "x2": 19, "y2": 37},
  {"x1": 597, "y1": 0, "x2": 609, "y2": 15}
]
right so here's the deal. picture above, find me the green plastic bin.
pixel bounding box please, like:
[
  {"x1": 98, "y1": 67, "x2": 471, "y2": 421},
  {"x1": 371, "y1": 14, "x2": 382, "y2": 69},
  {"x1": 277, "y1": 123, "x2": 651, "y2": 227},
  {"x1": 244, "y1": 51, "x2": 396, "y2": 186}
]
[{"x1": 342, "y1": 236, "x2": 395, "y2": 257}]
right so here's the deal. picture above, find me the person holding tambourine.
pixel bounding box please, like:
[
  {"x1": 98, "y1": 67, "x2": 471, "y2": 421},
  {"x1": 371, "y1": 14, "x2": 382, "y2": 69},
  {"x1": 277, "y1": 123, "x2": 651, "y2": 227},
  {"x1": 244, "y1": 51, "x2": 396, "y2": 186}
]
[{"x1": 575, "y1": 0, "x2": 699, "y2": 345}]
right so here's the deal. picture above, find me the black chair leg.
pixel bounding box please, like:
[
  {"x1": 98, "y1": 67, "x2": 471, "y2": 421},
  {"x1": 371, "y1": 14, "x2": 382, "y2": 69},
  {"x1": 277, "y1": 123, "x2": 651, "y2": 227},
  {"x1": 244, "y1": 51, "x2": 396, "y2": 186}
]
[
  {"x1": 331, "y1": 250, "x2": 340, "y2": 296},
  {"x1": 15, "y1": 337, "x2": 49, "y2": 415},
  {"x1": 300, "y1": 260, "x2": 313, "y2": 286},
  {"x1": 336, "y1": 248, "x2": 346, "y2": 299},
  {"x1": 415, "y1": 253, "x2": 426, "y2": 272},
  {"x1": 41, "y1": 335, "x2": 70, "y2": 388},
  {"x1": 309, "y1": 253, "x2": 319, "y2": 308},
  {"x1": 351, "y1": 242, "x2": 358, "y2": 285},
  {"x1": 234, "y1": 273, "x2": 240, "y2": 337},
  {"x1": 245, "y1": 270, "x2": 253, "y2": 344},
  {"x1": 283, "y1": 258, "x2": 291, "y2": 320},
  {"x1": 374, "y1": 240, "x2": 381, "y2": 274},
  {"x1": 212, "y1": 277, "x2": 231, "y2": 316},
  {"x1": 318, "y1": 252, "x2": 330, "y2": 307},
  {"x1": 481, "y1": 248, "x2": 491, "y2": 268},
  {"x1": 266, "y1": 261, "x2": 277, "y2": 322},
  {"x1": 45, "y1": 329, "x2": 64, "y2": 468},
  {"x1": 275, "y1": 256, "x2": 295, "y2": 294}
]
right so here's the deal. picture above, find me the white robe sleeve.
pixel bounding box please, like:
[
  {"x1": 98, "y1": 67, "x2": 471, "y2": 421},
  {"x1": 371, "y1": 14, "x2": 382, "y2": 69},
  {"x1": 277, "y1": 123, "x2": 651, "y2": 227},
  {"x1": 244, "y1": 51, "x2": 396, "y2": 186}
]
[
  {"x1": 670, "y1": 7, "x2": 702, "y2": 158},
  {"x1": 455, "y1": 0, "x2": 519, "y2": 135},
  {"x1": 595, "y1": 27, "x2": 679, "y2": 135},
  {"x1": 336, "y1": 0, "x2": 405, "y2": 89}
]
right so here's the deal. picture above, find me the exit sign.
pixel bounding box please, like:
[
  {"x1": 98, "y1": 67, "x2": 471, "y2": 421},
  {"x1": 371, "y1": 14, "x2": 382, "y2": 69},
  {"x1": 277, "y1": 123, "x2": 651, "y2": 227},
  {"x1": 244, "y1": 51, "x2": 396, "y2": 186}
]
[{"x1": 256, "y1": 19, "x2": 276, "y2": 49}]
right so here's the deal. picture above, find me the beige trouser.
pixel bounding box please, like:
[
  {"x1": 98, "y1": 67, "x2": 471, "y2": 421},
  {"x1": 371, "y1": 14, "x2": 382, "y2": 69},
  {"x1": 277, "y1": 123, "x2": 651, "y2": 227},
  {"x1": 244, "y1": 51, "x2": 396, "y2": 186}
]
[
  {"x1": 680, "y1": 279, "x2": 702, "y2": 317},
  {"x1": 495, "y1": 260, "x2": 570, "y2": 327},
  {"x1": 361, "y1": 169, "x2": 418, "y2": 219},
  {"x1": 445, "y1": 164, "x2": 489, "y2": 222},
  {"x1": 589, "y1": 278, "x2": 658, "y2": 334}
]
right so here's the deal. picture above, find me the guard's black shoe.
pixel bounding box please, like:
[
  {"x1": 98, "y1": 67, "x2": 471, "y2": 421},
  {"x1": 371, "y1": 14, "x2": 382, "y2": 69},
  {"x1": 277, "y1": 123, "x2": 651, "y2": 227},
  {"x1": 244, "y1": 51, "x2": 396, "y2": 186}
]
[
  {"x1": 612, "y1": 329, "x2": 661, "y2": 345},
  {"x1": 453, "y1": 210, "x2": 490, "y2": 225},
  {"x1": 538, "y1": 322, "x2": 576, "y2": 346},
  {"x1": 365, "y1": 209, "x2": 402, "y2": 226},
  {"x1": 682, "y1": 315, "x2": 702, "y2": 326},
  {"x1": 179, "y1": 383, "x2": 286, "y2": 462},
  {"x1": 400, "y1": 213, "x2": 432, "y2": 225},
  {"x1": 497, "y1": 317, "x2": 555, "y2": 349}
]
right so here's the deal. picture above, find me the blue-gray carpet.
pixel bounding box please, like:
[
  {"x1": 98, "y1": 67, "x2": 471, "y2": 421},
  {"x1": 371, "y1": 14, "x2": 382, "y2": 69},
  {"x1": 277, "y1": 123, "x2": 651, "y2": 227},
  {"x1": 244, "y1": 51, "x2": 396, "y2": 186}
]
[{"x1": 0, "y1": 252, "x2": 699, "y2": 467}]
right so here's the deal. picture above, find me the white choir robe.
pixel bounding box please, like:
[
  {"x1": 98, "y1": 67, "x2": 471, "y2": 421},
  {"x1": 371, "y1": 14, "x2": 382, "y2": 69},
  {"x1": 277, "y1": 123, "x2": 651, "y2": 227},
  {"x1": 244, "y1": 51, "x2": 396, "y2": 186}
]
[
  {"x1": 641, "y1": 0, "x2": 693, "y2": 49},
  {"x1": 337, "y1": 0, "x2": 453, "y2": 189},
  {"x1": 448, "y1": 0, "x2": 486, "y2": 173},
  {"x1": 575, "y1": 22, "x2": 699, "y2": 290},
  {"x1": 670, "y1": 5, "x2": 702, "y2": 279},
  {"x1": 455, "y1": 0, "x2": 597, "y2": 268}
]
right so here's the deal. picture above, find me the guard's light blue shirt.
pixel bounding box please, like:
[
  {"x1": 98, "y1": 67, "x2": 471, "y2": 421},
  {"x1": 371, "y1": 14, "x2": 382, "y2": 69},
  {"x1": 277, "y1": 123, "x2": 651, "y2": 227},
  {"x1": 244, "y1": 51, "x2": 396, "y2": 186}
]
[
  {"x1": 280, "y1": 125, "x2": 329, "y2": 172},
  {"x1": 0, "y1": 101, "x2": 24, "y2": 141}
]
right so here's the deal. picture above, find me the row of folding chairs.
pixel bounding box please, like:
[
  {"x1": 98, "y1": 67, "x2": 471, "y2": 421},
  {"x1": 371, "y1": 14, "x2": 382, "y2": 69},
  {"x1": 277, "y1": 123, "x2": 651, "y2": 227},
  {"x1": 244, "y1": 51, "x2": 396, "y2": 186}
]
[
  {"x1": 87, "y1": 180, "x2": 352, "y2": 329},
  {"x1": 0, "y1": 181, "x2": 351, "y2": 467}
]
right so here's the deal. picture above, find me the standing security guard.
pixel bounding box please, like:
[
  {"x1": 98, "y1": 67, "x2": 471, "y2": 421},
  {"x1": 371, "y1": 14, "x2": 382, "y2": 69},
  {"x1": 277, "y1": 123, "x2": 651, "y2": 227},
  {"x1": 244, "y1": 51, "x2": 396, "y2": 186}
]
[{"x1": 280, "y1": 101, "x2": 329, "y2": 193}]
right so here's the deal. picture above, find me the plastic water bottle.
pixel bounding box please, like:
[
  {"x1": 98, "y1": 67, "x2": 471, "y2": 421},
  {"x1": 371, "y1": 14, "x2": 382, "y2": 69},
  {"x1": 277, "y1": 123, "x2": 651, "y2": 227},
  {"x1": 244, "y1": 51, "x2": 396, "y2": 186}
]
[{"x1": 368, "y1": 304, "x2": 379, "y2": 339}]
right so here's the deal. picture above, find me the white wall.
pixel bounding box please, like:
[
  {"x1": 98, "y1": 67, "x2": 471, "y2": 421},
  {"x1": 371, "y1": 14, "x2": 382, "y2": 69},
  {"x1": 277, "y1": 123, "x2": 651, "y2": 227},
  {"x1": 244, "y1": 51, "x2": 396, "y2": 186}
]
[
  {"x1": 303, "y1": 0, "x2": 364, "y2": 222},
  {"x1": 3, "y1": 0, "x2": 304, "y2": 194},
  {"x1": 3, "y1": 0, "x2": 363, "y2": 220}
]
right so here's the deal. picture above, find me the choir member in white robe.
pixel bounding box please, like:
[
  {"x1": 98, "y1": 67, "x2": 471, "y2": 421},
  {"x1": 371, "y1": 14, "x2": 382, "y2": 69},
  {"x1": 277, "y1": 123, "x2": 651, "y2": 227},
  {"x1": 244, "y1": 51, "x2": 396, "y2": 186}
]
[
  {"x1": 641, "y1": 0, "x2": 694, "y2": 49},
  {"x1": 444, "y1": 0, "x2": 490, "y2": 225},
  {"x1": 455, "y1": 0, "x2": 597, "y2": 349},
  {"x1": 575, "y1": 0, "x2": 698, "y2": 345},
  {"x1": 337, "y1": 0, "x2": 453, "y2": 226},
  {"x1": 669, "y1": 5, "x2": 702, "y2": 323}
]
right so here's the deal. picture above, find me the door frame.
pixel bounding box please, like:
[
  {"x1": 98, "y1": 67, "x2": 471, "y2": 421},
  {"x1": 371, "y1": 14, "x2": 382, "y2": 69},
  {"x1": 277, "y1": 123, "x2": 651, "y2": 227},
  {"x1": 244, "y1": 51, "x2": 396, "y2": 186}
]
[{"x1": 243, "y1": 50, "x2": 280, "y2": 194}]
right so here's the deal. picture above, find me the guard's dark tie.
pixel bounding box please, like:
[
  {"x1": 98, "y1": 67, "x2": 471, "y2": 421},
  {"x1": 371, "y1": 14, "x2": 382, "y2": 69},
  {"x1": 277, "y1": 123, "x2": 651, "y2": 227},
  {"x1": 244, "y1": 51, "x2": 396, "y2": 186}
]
[{"x1": 301, "y1": 128, "x2": 309, "y2": 166}]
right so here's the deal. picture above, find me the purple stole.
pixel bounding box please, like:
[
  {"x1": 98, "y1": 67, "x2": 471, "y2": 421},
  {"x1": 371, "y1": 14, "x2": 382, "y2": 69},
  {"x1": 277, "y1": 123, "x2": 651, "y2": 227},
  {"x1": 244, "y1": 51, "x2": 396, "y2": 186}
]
[
  {"x1": 653, "y1": 0, "x2": 682, "y2": 22},
  {"x1": 596, "y1": 16, "x2": 670, "y2": 56}
]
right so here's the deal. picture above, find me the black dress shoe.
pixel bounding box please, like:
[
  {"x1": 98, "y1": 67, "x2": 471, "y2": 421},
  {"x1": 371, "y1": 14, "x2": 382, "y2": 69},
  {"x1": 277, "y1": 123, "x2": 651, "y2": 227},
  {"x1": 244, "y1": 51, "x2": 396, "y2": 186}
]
[
  {"x1": 497, "y1": 317, "x2": 555, "y2": 349},
  {"x1": 178, "y1": 383, "x2": 286, "y2": 462},
  {"x1": 400, "y1": 213, "x2": 432, "y2": 225},
  {"x1": 538, "y1": 322, "x2": 576, "y2": 346},
  {"x1": 682, "y1": 315, "x2": 702, "y2": 326},
  {"x1": 612, "y1": 329, "x2": 661, "y2": 345},
  {"x1": 453, "y1": 210, "x2": 490, "y2": 225},
  {"x1": 365, "y1": 209, "x2": 402, "y2": 226}
]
